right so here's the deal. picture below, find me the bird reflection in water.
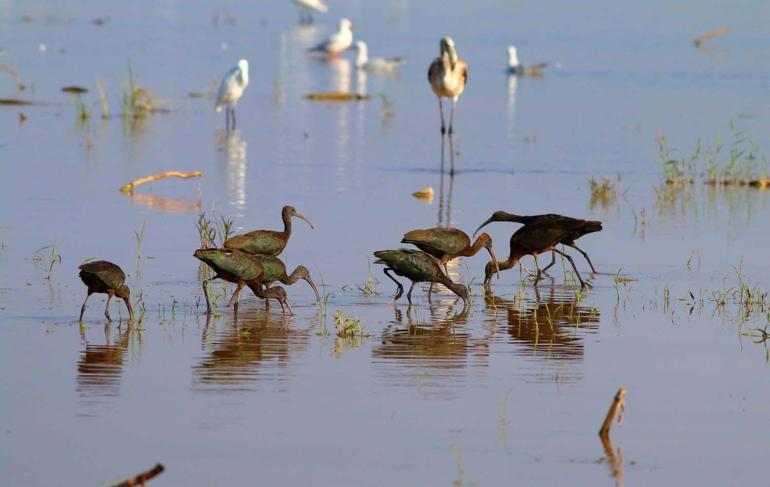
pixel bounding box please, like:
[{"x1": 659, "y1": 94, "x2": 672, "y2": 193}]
[
  {"x1": 129, "y1": 193, "x2": 201, "y2": 214},
  {"x1": 372, "y1": 305, "x2": 489, "y2": 398},
  {"x1": 215, "y1": 129, "x2": 247, "y2": 212},
  {"x1": 506, "y1": 74, "x2": 518, "y2": 142},
  {"x1": 76, "y1": 324, "x2": 137, "y2": 412},
  {"x1": 486, "y1": 284, "x2": 600, "y2": 365},
  {"x1": 193, "y1": 310, "x2": 308, "y2": 392}
]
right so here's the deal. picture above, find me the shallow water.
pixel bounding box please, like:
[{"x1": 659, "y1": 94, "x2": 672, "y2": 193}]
[{"x1": 1, "y1": 0, "x2": 770, "y2": 485}]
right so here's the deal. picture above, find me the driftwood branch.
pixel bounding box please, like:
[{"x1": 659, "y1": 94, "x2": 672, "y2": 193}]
[
  {"x1": 748, "y1": 178, "x2": 770, "y2": 190},
  {"x1": 693, "y1": 27, "x2": 730, "y2": 46},
  {"x1": 120, "y1": 171, "x2": 203, "y2": 194},
  {"x1": 109, "y1": 463, "x2": 165, "y2": 487},
  {"x1": 599, "y1": 387, "x2": 627, "y2": 437}
]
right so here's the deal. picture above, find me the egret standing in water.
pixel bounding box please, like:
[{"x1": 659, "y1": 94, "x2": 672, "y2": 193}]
[
  {"x1": 428, "y1": 37, "x2": 467, "y2": 137},
  {"x1": 309, "y1": 18, "x2": 354, "y2": 58},
  {"x1": 293, "y1": 0, "x2": 327, "y2": 24},
  {"x1": 216, "y1": 59, "x2": 249, "y2": 130}
]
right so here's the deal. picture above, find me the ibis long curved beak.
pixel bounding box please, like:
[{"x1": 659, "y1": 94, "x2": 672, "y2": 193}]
[
  {"x1": 294, "y1": 211, "x2": 314, "y2": 229},
  {"x1": 124, "y1": 297, "x2": 135, "y2": 323},
  {"x1": 473, "y1": 216, "x2": 495, "y2": 238},
  {"x1": 304, "y1": 274, "x2": 320, "y2": 303},
  {"x1": 487, "y1": 246, "x2": 500, "y2": 279}
]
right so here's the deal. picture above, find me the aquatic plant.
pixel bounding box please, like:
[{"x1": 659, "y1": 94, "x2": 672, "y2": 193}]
[
  {"x1": 71, "y1": 93, "x2": 92, "y2": 121},
  {"x1": 96, "y1": 77, "x2": 109, "y2": 118},
  {"x1": 33, "y1": 244, "x2": 61, "y2": 279}
]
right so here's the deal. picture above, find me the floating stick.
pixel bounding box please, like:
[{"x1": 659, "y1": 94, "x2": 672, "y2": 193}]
[
  {"x1": 694, "y1": 27, "x2": 730, "y2": 46},
  {"x1": 599, "y1": 387, "x2": 627, "y2": 437},
  {"x1": 108, "y1": 463, "x2": 165, "y2": 487}
]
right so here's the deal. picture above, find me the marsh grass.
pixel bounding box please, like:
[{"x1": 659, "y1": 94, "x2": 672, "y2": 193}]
[
  {"x1": 657, "y1": 122, "x2": 769, "y2": 187},
  {"x1": 96, "y1": 77, "x2": 109, "y2": 118},
  {"x1": 122, "y1": 61, "x2": 158, "y2": 120},
  {"x1": 344, "y1": 259, "x2": 381, "y2": 296},
  {"x1": 33, "y1": 244, "x2": 61, "y2": 279},
  {"x1": 332, "y1": 309, "x2": 369, "y2": 357},
  {"x1": 71, "y1": 94, "x2": 91, "y2": 121}
]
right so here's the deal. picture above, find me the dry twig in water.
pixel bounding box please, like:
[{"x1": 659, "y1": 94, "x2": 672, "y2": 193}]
[
  {"x1": 599, "y1": 387, "x2": 627, "y2": 437},
  {"x1": 693, "y1": 27, "x2": 730, "y2": 46},
  {"x1": 120, "y1": 171, "x2": 203, "y2": 194},
  {"x1": 108, "y1": 463, "x2": 165, "y2": 487}
]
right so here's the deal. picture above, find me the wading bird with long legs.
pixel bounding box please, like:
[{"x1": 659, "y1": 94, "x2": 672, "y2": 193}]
[
  {"x1": 474, "y1": 212, "x2": 602, "y2": 277},
  {"x1": 428, "y1": 37, "x2": 467, "y2": 138},
  {"x1": 241, "y1": 255, "x2": 320, "y2": 314},
  {"x1": 215, "y1": 59, "x2": 249, "y2": 130},
  {"x1": 374, "y1": 249, "x2": 469, "y2": 306},
  {"x1": 78, "y1": 260, "x2": 134, "y2": 323},
  {"x1": 475, "y1": 216, "x2": 602, "y2": 290},
  {"x1": 224, "y1": 205, "x2": 313, "y2": 257}
]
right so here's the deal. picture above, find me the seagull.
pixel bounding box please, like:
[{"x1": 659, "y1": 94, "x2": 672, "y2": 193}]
[
  {"x1": 293, "y1": 0, "x2": 327, "y2": 24},
  {"x1": 353, "y1": 41, "x2": 404, "y2": 72},
  {"x1": 507, "y1": 45, "x2": 548, "y2": 76},
  {"x1": 308, "y1": 18, "x2": 354, "y2": 58},
  {"x1": 215, "y1": 59, "x2": 249, "y2": 130},
  {"x1": 428, "y1": 36, "x2": 467, "y2": 136}
]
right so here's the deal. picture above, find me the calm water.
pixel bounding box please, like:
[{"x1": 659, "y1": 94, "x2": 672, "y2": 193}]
[{"x1": 1, "y1": 0, "x2": 770, "y2": 485}]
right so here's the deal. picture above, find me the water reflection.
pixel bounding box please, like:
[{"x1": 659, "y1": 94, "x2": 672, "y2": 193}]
[
  {"x1": 599, "y1": 433, "x2": 625, "y2": 487},
  {"x1": 77, "y1": 325, "x2": 136, "y2": 414},
  {"x1": 129, "y1": 193, "x2": 201, "y2": 214},
  {"x1": 372, "y1": 306, "x2": 489, "y2": 399},
  {"x1": 486, "y1": 285, "x2": 600, "y2": 369},
  {"x1": 437, "y1": 135, "x2": 456, "y2": 226},
  {"x1": 506, "y1": 74, "x2": 518, "y2": 142},
  {"x1": 215, "y1": 129, "x2": 247, "y2": 212},
  {"x1": 193, "y1": 310, "x2": 308, "y2": 392}
]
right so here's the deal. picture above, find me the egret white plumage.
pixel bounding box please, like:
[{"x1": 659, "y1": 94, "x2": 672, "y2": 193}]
[
  {"x1": 428, "y1": 36, "x2": 467, "y2": 137},
  {"x1": 353, "y1": 41, "x2": 403, "y2": 72},
  {"x1": 294, "y1": 0, "x2": 327, "y2": 24},
  {"x1": 309, "y1": 18, "x2": 353, "y2": 58},
  {"x1": 507, "y1": 45, "x2": 548, "y2": 76},
  {"x1": 216, "y1": 59, "x2": 249, "y2": 130}
]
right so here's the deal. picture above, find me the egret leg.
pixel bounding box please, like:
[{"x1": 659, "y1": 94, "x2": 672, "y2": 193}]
[
  {"x1": 541, "y1": 252, "x2": 557, "y2": 274},
  {"x1": 79, "y1": 292, "x2": 92, "y2": 322},
  {"x1": 566, "y1": 243, "x2": 597, "y2": 273},
  {"x1": 438, "y1": 97, "x2": 446, "y2": 135},
  {"x1": 553, "y1": 248, "x2": 591, "y2": 289},
  {"x1": 406, "y1": 281, "x2": 416, "y2": 305},
  {"x1": 383, "y1": 268, "x2": 404, "y2": 301},
  {"x1": 202, "y1": 277, "x2": 215, "y2": 315},
  {"x1": 448, "y1": 97, "x2": 457, "y2": 136},
  {"x1": 104, "y1": 293, "x2": 113, "y2": 321}
]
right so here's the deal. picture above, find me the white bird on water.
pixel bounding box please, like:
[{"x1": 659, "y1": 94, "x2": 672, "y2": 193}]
[
  {"x1": 308, "y1": 18, "x2": 354, "y2": 58},
  {"x1": 216, "y1": 59, "x2": 249, "y2": 130},
  {"x1": 428, "y1": 36, "x2": 467, "y2": 136},
  {"x1": 293, "y1": 0, "x2": 327, "y2": 24},
  {"x1": 353, "y1": 41, "x2": 404, "y2": 73},
  {"x1": 507, "y1": 45, "x2": 548, "y2": 76}
]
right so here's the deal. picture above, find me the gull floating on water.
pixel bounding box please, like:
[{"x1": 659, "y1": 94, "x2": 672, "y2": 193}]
[
  {"x1": 428, "y1": 36, "x2": 467, "y2": 136},
  {"x1": 507, "y1": 45, "x2": 548, "y2": 76},
  {"x1": 216, "y1": 59, "x2": 249, "y2": 130},
  {"x1": 308, "y1": 18, "x2": 353, "y2": 58},
  {"x1": 293, "y1": 0, "x2": 327, "y2": 24},
  {"x1": 353, "y1": 41, "x2": 404, "y2": 72}
]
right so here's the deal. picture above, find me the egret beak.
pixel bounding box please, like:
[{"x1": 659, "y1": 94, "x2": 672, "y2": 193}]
[
  {"x1": 487, "y1": 246, "x2": 500, "y2": 279},
  {"x1": 294, "y1": 211, "x2": 314, "y2": 229},
  {"x1": 473, "y1": 216, "x2": 495, "y2": 238},
  {"x1": 303, "y1": 274, "x2": 320, "y2": 303}
]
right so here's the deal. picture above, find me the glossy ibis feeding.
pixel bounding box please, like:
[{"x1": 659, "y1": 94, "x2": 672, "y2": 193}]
[
  {"x1": 224, "y1": 206, "x2": 313, "y2": 257},
  {"x1": 401, "y1": 227, "x2": 500, "y2": 275},
  {"x1": 193, "y1": 249, "x2": 290, "y2": 314},
  {"x1": 373, "y1": 249, "x2": 469, "y2": 305},
  {"x1": 474, "y1": 215, "x2": 602, "y2": 290},
  {"x1": 78, "y1": 260, "x2": 134, "y2": 322},
  {"x1": 474, "y1": 211, "x2": 603, "y2": 276},
  {"x1": 216, "y1": 59, "x2": 249, "y2": 130},
  {"x1": 235, "y1": 255, "x2": 320, "y2": 314},
  {"x1": 428, "y1": 36, "x2": 468, "y2": 137}
]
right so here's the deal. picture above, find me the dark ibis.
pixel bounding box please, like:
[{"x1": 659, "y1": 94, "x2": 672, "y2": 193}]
[
  {"x1": 401, "y1": 227, "x2": 499, "y2": 276},
  {"x1": 224, "y1": 205, "x2": 313, "y2": 256},
  {"x1": 78, "y1": 260, "x2": 134, "y2": 322},
  {"x1": 234, "y1": 255, "x2": 320, "y2": 315},
  {"x1": 373, "y1": 249, "x2": 469, "y2": 305}
]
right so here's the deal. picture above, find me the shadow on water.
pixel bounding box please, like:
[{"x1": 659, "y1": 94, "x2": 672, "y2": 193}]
[
  {"x1": 192, "y1": 308, "x2": 308, "y2": 392},
  {"x1": 77, "y1": 324, "x2": 137, "y2": 414},
  {"x1": 485, "y1": 284, "x2": 600, "y2": 377},
  {"x1": 371, "y1": 305, "x2": 490, "y2": 398}
]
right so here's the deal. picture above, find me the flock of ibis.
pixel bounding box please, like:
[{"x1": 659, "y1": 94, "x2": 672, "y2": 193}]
[{"x1": 77, "y1": 5, "x2": 599, "y2": 322}]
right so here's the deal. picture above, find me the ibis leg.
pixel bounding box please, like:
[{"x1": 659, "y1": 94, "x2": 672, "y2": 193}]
[
  {"x1": 104, "y1": 293, "x2": 113, "y2": 321},
  {"x1": 553, "y1": 248, "x2": 590, "y2": 289},
  {"x1": 79, "y1": 292, "x2": 92, "y2": 322},
  {"x1": 228, "y1": 282, "x2": 244, "y2": 308},
  {"x1": 202, "y1": 277, "x2": 215, "y2": 315},
  {"x1": 566, "y1": 243, "x2": 597, "y2": 273},
  {"x1": 383, "y1": 268, "x2": 404, "y2": 301},
  {"x1": 541, "y1": 252, "x2": 557, "y2": 274},
  {"x1": 406, "y1": 282, "x2": 416, "y2": 305}
]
